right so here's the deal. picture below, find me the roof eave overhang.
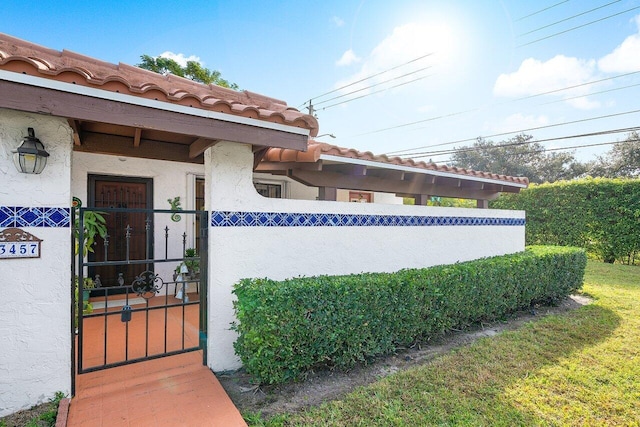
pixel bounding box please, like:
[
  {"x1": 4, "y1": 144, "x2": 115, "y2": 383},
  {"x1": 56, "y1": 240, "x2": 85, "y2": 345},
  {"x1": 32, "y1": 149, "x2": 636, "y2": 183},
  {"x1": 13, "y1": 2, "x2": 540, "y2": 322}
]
[
  {"x1": 319, "y1": 154, "x2": 528, "y2": 190},
  {"x1": 0, "y1": 70, "x2": 309, "y2": 151}
]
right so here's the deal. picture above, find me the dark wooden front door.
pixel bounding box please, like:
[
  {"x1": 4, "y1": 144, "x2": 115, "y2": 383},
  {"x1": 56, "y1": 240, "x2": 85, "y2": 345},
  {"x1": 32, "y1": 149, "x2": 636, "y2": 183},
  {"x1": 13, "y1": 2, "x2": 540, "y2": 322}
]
[{"x1": 89, "y1": 175, "x2": 153, "y2": 287}]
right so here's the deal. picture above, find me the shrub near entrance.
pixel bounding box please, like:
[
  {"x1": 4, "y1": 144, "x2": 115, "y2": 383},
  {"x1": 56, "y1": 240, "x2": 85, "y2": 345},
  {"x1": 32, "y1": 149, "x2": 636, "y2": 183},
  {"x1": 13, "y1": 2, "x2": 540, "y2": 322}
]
[{"x1": 232, "y1": 246, "x2": 586, "y2": 385}]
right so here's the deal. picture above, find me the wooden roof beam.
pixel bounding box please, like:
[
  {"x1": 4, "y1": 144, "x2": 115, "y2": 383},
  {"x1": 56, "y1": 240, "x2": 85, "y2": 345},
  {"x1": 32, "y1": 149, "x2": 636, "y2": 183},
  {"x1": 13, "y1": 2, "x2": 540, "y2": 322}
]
[
  {"x1": 289, "y1": 169, "x2": 505, "y2": 200},
  {"x1": 189, "y1": 138, "x2": 218, "y2": 159},
  {"x1": 133, "y1": 128, "x2": 142, "y2": 148},
  {"x1": 67, "y1": 119, "x2": 83, "y2": 146}
]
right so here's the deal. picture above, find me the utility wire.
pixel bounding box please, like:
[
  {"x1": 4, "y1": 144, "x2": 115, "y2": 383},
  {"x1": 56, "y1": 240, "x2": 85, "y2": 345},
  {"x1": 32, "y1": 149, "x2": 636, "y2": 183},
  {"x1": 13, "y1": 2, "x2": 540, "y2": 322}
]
[
  {"x1": 362, "y1": 70, "x2": 640, "y2": 140},
  {"x1": 541, "y1": 82, "x2": 640, "y2": 105},
  {"x1": 299, "y1": 52, "x2": 434, "y2": 107},
  {"x1": 420, "y1": 139, "x2": 628, "y2": 161},
  {"x1": 518, "y1": 0, "x2": 621, "y2": 36},
  {"x1": 513, "y1": 70, "x2": 640, "y2": 101},
  {"x1": 373, "y1": 70, "x2": 640, "y2": 153},
  {"x1": 387, "y1": 108, "x2": 640, "y2": 155},
  {"x1": 404, "y1": 126, "x2": 640, "y2": 158},
  {"x1": 313, "y1": 65, "x2": 434, "y2": 107},
  {"x1": 319, "y1": 73, "x2": 436, "y2": 111},
  {"x1": 516, "y1": 0, "x2": 570, "y2": 21},
  {"x1": 517, "y1": 5, "x2": 640, "y2": 47}
]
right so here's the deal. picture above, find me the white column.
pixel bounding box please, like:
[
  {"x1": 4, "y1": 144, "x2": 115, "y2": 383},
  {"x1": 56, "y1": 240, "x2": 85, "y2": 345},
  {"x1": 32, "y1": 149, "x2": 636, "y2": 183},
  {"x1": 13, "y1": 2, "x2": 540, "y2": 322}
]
[{"x1": 0, "y1": 109, "x2": 73, "y2": 416}]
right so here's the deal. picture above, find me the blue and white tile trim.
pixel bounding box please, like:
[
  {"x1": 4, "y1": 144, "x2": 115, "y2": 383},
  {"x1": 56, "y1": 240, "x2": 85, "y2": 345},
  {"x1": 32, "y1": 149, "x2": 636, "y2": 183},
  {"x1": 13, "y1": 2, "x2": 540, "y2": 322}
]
[
  {"x1": 0, "y1": 206, "x2": 71, "y2": 228},
  {"x1": 210, "y1": 211, "x2": 525, "y2": 227}
]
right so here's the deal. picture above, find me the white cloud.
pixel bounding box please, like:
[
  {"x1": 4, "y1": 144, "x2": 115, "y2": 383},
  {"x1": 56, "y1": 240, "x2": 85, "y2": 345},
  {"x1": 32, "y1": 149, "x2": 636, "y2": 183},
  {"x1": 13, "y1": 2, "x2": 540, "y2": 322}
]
[
  {"x1": 598, "y1": 15, "x2": 640, "y2": 73},
  {"x1": 159, "y1": 51, "x2": 202, "y2": 67},
  {"x1": 564, "y1": 96, "x2": 600, "y2": 110},
  {"x1": 335, "y1": 49, "x2": 361, "y2": 67},
  {"x1": 332, "y1": 16, "x2": 345, "y2": 27},
  {"x1": 333, "y1": 22, "x2": 454, "y2": 95},
  {"x1": 494, "y1": 55, "x2": 597, "y2": 98}
]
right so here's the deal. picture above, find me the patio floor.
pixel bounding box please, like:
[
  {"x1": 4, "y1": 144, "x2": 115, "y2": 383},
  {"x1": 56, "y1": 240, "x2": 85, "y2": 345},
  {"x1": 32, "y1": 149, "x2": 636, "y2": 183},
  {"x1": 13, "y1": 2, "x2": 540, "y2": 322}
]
[{"x1": 67, "y1": 292, "x2": 246, "y2": 426}]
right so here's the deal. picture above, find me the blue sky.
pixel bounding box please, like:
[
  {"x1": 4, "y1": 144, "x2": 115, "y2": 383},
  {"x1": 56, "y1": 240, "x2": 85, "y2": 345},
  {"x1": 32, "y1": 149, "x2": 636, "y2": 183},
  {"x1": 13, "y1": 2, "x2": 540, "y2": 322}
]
[{"x1": 3, "y1": 0, "x2": 640, "y2": 163}]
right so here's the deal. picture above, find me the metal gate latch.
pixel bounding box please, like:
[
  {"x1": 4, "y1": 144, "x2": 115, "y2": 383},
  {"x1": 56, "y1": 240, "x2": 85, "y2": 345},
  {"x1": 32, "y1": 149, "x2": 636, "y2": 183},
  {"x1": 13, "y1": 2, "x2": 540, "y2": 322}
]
[{"x1": 121, "y1": 305, "x2": 132, "y2": 322}]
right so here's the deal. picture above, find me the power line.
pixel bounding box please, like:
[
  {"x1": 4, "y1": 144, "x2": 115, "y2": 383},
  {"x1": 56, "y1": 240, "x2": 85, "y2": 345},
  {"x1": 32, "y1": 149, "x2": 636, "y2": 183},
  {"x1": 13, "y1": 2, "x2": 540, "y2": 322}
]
[
  {"x1": 517, "y1": 5, "x2": 640, "y2": 47},
  {"x1": 541, "y1": 82, "x2": 640, "y2": 105},
  {"x1": 319, "y1": 73, "x2": 436, "y2": 111},
  {"x1": 518, "y1": 0, "x2": 621, "y2": 37},
  {"x1": 513, "y1": 70, "x2": 640, "y2": 102},
  {"x1": 404, "y1": 126, "x2": 640, "y2": 158},
  {"x1": 299, "y1": 52, "x2": 435, "y2": 107},
  {"x1": 420, "y1": 139, "x2": 627, "y2": 161},
  {"x1": 516, "y1": 1, "x2": 570, "y2": 22},
  {"x1": 371, "y1": 70, "x2": 640, "y2": 153},
  {"x1": 313, "y1": 65, "x2": 434, "y2": 107},
  {"x1": 386, "y1": 108, "x2": 640, "y2": 155}
]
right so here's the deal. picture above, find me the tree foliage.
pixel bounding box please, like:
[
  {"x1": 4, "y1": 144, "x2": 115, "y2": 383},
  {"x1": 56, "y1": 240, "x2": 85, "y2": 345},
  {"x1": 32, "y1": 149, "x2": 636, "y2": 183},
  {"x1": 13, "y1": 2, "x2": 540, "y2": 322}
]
[
  {"x1": 451, "y1": 132, "x2": 640, "y2": 183},
  {"x1": 589, "y1": 131, "x2": 640, "y2": 178},
  {"x1": 451, "y1": 134, "x2": 586, "y2": 184},
  {"x1": 137, "y1": 54, "x2": 239, "y2": 90}
]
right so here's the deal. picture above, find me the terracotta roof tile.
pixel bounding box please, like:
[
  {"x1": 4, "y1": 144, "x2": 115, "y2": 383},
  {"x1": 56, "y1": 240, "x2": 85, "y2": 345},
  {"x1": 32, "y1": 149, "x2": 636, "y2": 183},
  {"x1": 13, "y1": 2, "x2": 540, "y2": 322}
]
[
  {"x1": 265, "y1": 142, "x2": 530, "y2": 186},
  {"x1": 0, "y1": 33, "x2": 319, "y2": 136}
]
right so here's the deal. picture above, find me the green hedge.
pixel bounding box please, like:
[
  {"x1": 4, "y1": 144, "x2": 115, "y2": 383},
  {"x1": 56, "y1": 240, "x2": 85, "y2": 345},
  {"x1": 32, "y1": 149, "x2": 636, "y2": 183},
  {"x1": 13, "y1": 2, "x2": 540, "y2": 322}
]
[
  {"x1": 232, "y1": 246, "x2": 586, "y2": 384},
  {"x1": 491, "y1": 178, "x2": 640, "y2": 264}
]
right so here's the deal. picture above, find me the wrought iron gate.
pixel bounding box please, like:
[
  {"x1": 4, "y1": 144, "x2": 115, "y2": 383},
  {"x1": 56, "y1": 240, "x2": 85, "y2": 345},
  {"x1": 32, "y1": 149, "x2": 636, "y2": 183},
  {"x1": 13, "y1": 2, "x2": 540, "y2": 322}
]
[{"x1": 73, "y1": 207, "x2": 208, "y2": 378}]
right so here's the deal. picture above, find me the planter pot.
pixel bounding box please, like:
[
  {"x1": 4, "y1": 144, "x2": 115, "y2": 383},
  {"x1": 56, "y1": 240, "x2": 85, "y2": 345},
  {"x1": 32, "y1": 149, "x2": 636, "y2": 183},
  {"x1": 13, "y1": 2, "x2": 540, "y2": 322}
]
[{"x1": 83, "y1": 290, "x2": 91, "y2": 302}]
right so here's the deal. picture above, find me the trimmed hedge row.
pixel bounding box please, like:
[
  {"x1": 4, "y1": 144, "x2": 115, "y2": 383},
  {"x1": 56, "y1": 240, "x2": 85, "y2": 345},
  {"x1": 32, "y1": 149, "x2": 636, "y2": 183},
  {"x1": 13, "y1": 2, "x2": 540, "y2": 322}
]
[
  {"x1": 491, "y1": 178, "x2": 640, "y2": 264},
  {"x1": 232, "y1": 246, "x2": 586, "y2": 384}
]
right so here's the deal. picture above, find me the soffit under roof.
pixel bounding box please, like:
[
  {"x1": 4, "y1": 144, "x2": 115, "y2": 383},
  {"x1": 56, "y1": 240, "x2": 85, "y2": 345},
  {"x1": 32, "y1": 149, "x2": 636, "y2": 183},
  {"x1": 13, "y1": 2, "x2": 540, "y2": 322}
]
[{"x1": 258, "y1": 142, "x2": 529, "y2": 200}]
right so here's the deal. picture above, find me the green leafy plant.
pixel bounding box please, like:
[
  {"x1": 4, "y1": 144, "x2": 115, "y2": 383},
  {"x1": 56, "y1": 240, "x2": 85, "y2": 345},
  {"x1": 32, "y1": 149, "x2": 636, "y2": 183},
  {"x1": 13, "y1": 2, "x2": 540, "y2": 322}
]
[
  {"x1": 74, "y1": 210, "x2": 107, "y2": 256},
  {"x1": 74, "y1": 277, "x2": 94, "y2": 328},
  {"x1": 175, "y1": 248, "x2": 200, "y2": 277},
  {"x1": 232, "y1": 246, "x2": 586, "y2": 385}
]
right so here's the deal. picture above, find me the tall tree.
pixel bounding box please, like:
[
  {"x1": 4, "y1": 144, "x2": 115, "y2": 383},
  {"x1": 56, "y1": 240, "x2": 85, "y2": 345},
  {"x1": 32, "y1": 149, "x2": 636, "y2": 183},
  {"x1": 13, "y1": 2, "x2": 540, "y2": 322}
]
[
  {"x1": 589, "y1": 131, "x2": 640, "y2": 178},
  {"x1": 137, "y1": 54, "x2": 239, "y2": 90},
  {"x1": 451, "y1": 134, "x2": 585, "y2": 184}
]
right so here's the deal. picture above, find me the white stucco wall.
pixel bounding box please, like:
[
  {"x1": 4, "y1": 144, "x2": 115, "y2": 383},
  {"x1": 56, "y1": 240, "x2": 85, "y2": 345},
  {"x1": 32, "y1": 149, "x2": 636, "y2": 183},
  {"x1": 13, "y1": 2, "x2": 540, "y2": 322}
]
[
  {"x1": 0, "y1": 109, "x2": 72, "y2": 416},
  {"x1": 205, "y1": 142, "x2": 526, "y2": 371}
]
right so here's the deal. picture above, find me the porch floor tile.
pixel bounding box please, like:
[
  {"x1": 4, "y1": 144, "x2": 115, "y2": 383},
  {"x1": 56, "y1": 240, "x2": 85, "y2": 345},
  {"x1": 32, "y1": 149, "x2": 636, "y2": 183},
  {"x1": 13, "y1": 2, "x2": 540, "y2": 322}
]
[{"x1": 67, "y1": 351, "x2": 247, "y2": 426}]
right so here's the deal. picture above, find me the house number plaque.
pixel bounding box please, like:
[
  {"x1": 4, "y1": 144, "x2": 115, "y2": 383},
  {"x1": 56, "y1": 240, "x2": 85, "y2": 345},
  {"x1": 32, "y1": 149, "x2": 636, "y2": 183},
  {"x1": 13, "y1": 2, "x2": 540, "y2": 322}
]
[{"x1": 0, "y1": 228, "x2": 42, "y2": 259}]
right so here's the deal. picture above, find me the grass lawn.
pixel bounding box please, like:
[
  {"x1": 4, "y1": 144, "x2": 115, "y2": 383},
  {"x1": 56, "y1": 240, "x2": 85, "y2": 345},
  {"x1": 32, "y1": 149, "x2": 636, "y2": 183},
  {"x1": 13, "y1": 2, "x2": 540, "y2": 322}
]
[{"x1": 253, "y1": 261, "x2": 640, "y2": 426}]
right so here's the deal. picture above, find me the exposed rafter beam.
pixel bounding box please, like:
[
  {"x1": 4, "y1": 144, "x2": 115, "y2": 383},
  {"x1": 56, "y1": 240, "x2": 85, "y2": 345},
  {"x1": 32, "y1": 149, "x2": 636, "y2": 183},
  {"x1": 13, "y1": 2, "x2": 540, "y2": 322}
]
[
  {"x1": 67, "y1": 119, "x2": 82, "y2": 146},
  {"x1": 289, "y1": 169, "x2": 505, "y2": 200},
  {"x1": 74, "y1": 131, "x2": 200, "y2": 164},
  {"x1": 253, "y1": 146, "x2": 270, "y2": 170},
  {"x1": 133, "y1": 128, "x2": 142, "y2": 148},
  {"x1": 189, "y1": 138, "x2": 218, "y2": 159}
]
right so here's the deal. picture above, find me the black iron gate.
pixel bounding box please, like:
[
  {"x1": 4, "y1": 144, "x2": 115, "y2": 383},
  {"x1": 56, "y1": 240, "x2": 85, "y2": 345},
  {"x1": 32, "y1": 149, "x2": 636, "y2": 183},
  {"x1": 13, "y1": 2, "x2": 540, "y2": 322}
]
[{"x1": 72, "y1": 207, "x2": 208, "y2": 382}]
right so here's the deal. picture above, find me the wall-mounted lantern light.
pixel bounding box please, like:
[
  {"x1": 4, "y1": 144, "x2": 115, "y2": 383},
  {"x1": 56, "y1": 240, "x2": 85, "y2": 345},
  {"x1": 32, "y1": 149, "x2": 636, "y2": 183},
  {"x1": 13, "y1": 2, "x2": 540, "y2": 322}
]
[{"x1": 12, "y1": 128, "x2": 50, "y2": 174}]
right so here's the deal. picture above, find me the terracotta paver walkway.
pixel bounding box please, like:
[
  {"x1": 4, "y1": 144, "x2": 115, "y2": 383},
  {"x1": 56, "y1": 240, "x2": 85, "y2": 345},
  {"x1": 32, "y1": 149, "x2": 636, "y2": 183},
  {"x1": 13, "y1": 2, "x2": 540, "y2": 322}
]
[
  {"x1": 67, "y1": 351, "x2": 247, "y2": 426},
  {"x1": 68, "y1": 293, "x2": 246, "y2": 426}
]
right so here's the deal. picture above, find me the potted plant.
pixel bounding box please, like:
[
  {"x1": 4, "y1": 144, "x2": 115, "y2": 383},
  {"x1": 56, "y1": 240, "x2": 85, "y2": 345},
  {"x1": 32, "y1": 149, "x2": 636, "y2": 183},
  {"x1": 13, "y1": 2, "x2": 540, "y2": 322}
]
[
  {"x1": 76, "y1": 276, "x2": 96, "y2": 302},
  {"x1": 174, "y1": 248, "x2": 200, "y2": 280},
  {"x1": 184, "y1": 248, "x2": 200, "y2": 279},
  {"x1": 173, "y1": 248, "x2": 200, "y2": 300},
  {"x1": 74, "y1": 277, "x2": 94, "y2": 331}
]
